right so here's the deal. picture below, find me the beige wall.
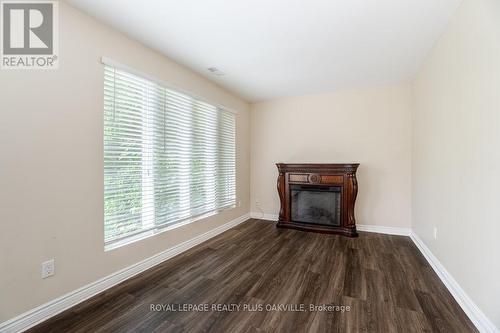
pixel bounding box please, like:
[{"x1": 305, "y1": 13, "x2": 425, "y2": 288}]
[
  {"x1": 250, "y1": 84, "x2": 412, "y2": 228},
  {"x1": 0, "y1": 2, "x2": 250, "y2": 321},
  {"x1": 413, "y1": 0, "x2": 500, "y2": 328}
]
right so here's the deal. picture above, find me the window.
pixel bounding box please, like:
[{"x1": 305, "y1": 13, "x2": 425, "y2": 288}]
[{"x1": 103, "y1": 61, "x2": 236, "y2": 248}]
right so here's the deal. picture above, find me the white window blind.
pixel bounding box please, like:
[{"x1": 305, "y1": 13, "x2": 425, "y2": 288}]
[{"x1": 104, "y1": 63, "x2": 236, "y2": 246}]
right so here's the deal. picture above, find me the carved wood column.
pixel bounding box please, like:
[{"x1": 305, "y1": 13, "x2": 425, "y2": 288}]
[
  {"x1": 277, "y1": 167, "x2": 286, "y2": 221},
  {"x1": 345, "y1": 171, "x2": 358, "y2": 228}
]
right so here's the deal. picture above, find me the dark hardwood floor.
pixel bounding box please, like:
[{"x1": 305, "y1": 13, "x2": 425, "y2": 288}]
[{"x1": 28, "y1": 219, "x2": 477, "y2": 333}]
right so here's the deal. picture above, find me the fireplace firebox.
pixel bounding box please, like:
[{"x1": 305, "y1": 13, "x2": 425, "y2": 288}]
[
  {"x1": 291, "y1": 185, "x2": 341, "y2": 226},
  {"x1": 276, "y1": 163, "x2": 359, "y2": 237}
]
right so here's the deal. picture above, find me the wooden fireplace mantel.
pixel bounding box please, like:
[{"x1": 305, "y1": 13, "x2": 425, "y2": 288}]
[{"x1": 276, "y1": 163, "x2": 359, "y2": 237}]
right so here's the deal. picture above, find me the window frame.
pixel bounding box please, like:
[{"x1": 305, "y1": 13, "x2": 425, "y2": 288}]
[{"x1": 102, "y1": 57, "x2": 238, "y2": 251}]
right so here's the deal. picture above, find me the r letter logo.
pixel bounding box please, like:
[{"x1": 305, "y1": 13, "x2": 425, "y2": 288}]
[{"x1": 1, "y1": 1, "x2": 58, "y2": 69}]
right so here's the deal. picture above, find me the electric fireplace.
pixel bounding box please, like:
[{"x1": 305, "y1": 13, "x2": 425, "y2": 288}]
[{"x1": 276, "y1": 163, "x2": 359, "y2": 237}]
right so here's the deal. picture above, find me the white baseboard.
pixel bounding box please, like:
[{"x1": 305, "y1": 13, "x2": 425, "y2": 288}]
[
  {"x1": 410, "y1": 232, "x2": 499, "y2": 333},
  {"x1": 250, "y1": 213, "x2": 411, "y2": 236},
  {"x1": 0, "y1": 213, "x2": 251, "y2": 333},
  {"x1": 357, "y1": 224, "x2": 411, "y2": 236},
  {"x1": 250, "y1": 212, "x2": 278, "y2": 221}
]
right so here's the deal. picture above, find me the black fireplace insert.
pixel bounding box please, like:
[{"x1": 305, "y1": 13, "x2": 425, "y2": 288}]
[{"x1": 290, "y1": 184, "x2": 341, "y2": 227}]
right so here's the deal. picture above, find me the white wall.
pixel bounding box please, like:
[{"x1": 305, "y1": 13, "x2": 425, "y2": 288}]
[
  {"x1": 413, "y1": 0, "x2": 500, "y2": 328},
  {"x1": 251, "y1": 84, "x2": 412, "y2": 228},
  {"x1": 0, "y1": 2, "x2": 250, "y2": 322}
]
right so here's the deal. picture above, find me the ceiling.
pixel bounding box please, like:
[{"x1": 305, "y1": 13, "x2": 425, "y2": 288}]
[{"x1": 67, "y1": 0, "x2": 462, "y2": 102}]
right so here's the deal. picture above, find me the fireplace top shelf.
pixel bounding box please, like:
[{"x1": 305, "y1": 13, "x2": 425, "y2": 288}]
[{"x1": 276, "y1": 163, "x2": 359, "y2": 173}]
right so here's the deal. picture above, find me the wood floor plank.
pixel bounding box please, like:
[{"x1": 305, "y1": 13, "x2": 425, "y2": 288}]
[{"x1": 26, "y1": 219, "x2": 477, "y2": 333}]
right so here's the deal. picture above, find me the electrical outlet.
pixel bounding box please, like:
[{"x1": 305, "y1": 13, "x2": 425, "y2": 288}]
[
  {"x1": 41, "y1": 259, "x2": 55, "y2": 279},
  {"x1": 433, "y1": 227, "x2": 438, "y2": 240},
  {"x1": 255, "y1": 199, "x2": 260, "y2": 206},
  {"x1": 237, "y1": 200, "x2": 242, "y2": 207}
]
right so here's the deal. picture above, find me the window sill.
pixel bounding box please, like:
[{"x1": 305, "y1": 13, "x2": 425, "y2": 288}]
[{"x1": 104, "y1": 204, "x2": 236, "y2": 252}]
